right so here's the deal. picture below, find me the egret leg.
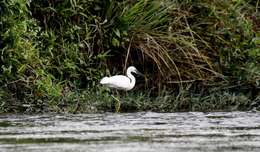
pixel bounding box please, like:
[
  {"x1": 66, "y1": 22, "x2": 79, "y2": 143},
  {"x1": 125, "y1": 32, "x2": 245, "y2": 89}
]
[{"x1": 111, "y1": 94, "x2": 121, "y2": 113}]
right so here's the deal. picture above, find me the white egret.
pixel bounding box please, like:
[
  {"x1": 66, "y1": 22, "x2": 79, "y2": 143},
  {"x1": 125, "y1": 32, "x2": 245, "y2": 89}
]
[{"x1": 100, "y1": 66, "x2": 142, "y2": 112}]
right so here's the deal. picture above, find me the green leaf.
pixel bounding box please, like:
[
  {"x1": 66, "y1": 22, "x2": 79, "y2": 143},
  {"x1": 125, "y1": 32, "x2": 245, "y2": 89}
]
[
  {"x1": 114, "y1": 29, "x2": 121, "y2": 38},
  {"x1": 112, "y1": 37, "x2": 120, "y2": 47},
  {"x1": 252, "y1": 37, "x2": 260, "y2": 45}
]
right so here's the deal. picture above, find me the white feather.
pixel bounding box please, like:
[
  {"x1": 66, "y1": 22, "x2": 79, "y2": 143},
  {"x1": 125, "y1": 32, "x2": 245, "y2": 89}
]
[
  {"x1": 100, "y1": 66, "x2": 140, "y2": 91},
  {"x1": 100, "y1": 75, "x2": 132, "y2": 90}
]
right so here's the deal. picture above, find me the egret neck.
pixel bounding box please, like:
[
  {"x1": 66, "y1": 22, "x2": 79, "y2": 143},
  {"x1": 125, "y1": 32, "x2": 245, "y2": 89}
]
[{"x1": 126, "y1": 68, "x2": 136, "y2": 90}]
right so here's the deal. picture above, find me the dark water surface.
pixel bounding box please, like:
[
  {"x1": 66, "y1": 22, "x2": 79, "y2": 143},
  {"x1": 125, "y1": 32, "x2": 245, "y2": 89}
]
[{"x1": 0, "y1": 112, "x2": 260, "y2": 152}]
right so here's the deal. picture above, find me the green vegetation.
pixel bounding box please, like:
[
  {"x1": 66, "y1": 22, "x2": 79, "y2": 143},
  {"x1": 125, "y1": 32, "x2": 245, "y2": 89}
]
[{"x1": 0, "y1": 0, "x2": 259, "y2": 113}]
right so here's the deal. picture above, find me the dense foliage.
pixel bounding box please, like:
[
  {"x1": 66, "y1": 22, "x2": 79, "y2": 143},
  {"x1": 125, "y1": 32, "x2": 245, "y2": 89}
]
[{"x1": 0, "y1": 0, "x2": 259, "y2": 113}]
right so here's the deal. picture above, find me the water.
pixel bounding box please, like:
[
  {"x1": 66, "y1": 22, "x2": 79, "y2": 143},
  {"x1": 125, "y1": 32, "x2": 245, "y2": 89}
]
[{"x1": 0, "y1": 112, "x2": 260, "y2": 152}]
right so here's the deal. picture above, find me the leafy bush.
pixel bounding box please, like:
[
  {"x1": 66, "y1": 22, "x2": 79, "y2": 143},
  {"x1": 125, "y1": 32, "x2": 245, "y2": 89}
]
[{"x1": 0, "y1": 0, "x2": 259, "y2": 113}]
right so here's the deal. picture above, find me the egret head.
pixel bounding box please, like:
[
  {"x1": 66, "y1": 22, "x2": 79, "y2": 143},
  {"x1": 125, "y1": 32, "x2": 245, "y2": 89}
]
[{"x1": 127, "y1": 66, "x2": 143, "y2": 76}]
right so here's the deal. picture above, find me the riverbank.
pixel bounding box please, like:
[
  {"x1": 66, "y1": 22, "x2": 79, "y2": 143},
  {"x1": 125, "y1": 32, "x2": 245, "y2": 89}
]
[{"x1": 0, "y1": 0, "x2": 259, "y2": 113}]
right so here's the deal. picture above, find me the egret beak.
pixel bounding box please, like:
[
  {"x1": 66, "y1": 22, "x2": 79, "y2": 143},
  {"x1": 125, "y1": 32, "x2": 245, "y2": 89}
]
[{"x1": 136, "y1": 70, "x2": 144, "y2": 76}]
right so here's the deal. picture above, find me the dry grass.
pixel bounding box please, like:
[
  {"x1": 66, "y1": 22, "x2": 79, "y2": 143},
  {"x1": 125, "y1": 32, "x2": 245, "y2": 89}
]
[{"x1": 118, "y1": 0, "x2": 224, "y2": 92}]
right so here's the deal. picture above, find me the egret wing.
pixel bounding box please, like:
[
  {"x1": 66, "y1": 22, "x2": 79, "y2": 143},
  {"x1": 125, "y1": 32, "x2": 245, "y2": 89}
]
[{"x1": 102, "y1": 75, "x2": 131, "y2": 90}]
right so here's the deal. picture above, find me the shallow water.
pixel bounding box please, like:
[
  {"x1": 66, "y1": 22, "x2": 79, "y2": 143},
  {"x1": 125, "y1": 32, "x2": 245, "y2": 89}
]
[{"x1": 0, "y1": 112, "x2": 260, "y2": 152}]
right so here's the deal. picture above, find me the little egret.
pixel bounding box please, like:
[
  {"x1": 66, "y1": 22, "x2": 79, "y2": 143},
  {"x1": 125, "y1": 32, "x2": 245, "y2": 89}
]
[{"x1": 100, "y1": 66, "x2": 142, "y2": 112}]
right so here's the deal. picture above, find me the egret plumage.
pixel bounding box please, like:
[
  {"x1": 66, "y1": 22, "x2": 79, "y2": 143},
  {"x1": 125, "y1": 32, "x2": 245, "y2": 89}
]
[
  {"x1": 100, "y1": 66, "x2": 141, "y2": 91},
  {"x1": 100, "y1": 66, "x2": 142, "y2": 112}
]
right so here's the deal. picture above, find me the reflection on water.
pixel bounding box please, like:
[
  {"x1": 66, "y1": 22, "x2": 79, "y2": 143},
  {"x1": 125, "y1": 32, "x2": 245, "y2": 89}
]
[{"x1": 0, "y1": 112, "x2": 260, "y2": 152}]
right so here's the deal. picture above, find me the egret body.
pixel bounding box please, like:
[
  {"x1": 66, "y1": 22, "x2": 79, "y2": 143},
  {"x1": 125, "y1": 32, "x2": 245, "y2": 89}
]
[
  {"x1": 100, "y1": 66, "x2": 142, "y2": 112},
  {"x1": 100, "y1": 66, "x2": 141, "y2": 91}
]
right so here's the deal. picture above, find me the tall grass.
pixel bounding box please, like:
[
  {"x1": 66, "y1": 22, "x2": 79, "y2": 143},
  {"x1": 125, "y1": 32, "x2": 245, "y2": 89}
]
[{"x1": 0, "y1": 0, "x2": 259, "y2": 113}]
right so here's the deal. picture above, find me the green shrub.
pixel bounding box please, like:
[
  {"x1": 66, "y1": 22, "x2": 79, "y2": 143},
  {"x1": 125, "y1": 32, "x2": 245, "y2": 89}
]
[{"x1": 0, "y1": 0, "x2": 259, "y2": 113}]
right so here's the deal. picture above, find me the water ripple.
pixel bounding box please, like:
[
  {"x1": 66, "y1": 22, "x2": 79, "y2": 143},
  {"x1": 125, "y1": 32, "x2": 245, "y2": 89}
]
[{"x1": 0, "y1": 112, "x2": 260, "y2": 152}]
